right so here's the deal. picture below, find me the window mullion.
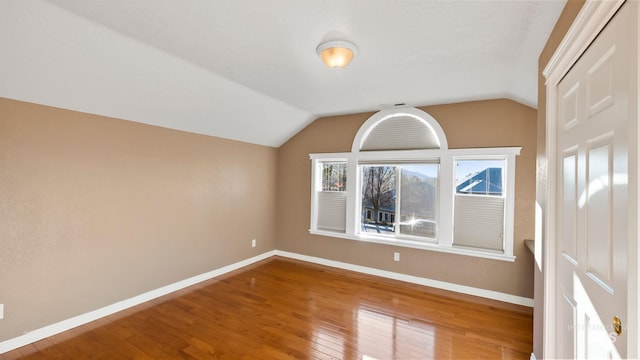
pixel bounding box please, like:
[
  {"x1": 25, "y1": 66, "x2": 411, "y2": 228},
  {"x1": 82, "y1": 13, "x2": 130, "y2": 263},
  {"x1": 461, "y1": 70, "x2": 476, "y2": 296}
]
[
  {"x1": 503, "y1": 154, "x2": 517, "y2": 256},
  {"x1": 345, "y1": 159, "x2": 359, "y2": 235},
  {"x1": 395, "y1": 166, "x2": 401, "y2": 236},
  {"x1": 438, "y1": 156, "x2": 454, "y2": 247},
  {"x1": 310, "y1": 159, "x2": 319, "y2": 231}
]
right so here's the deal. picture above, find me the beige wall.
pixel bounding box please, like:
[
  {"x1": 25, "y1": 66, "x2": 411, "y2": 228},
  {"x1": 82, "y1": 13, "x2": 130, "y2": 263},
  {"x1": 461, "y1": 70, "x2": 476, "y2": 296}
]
[
  {"x1": 0, "y1": 97, "x2": 277, "y2": 342},
  {"x1": 276, "y1": 99, "x2": 537, "y2": 298},
  {"x1": 533, "y1": 1, "x2": 585, "y2": 358}
]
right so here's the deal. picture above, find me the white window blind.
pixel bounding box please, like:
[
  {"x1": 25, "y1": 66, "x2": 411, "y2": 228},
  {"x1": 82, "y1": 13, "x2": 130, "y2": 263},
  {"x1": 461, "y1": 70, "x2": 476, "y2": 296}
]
[
  {"x1": 361, "y1": 116, "x2": 440, "y2": 151},
  {"x1": 317, "y1": 191, "x2": 347, "y2": 232},
  {"x1": 453, "y1": 195, "x2": 504, "y2": 251}
]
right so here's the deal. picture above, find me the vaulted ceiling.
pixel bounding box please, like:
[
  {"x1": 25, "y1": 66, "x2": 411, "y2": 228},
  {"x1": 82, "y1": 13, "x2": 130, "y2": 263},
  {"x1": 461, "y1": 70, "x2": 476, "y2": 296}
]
[{"x1": 0, "y1": 0, "x2": 566, "y2": 147}]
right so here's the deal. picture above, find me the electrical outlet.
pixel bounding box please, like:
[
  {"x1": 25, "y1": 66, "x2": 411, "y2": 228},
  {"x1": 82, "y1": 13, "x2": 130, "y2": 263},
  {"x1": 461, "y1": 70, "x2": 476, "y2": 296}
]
[
  {"x1": 0, "y1": 304, "x2": 4, "y2": 320},
  {"x1": 393, "y1": 252, "x2": 400, "y2": 262},
  {"x1": 252, "y1": 239, "x2": 256, "y2": 248}
]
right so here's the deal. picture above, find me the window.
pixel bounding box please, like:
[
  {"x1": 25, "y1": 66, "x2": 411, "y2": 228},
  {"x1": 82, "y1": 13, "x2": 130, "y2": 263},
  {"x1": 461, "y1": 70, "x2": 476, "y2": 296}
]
[
  {"x1": 314, "y1": 161, "x2": 348, "y2": 232},
  {"x1": 360, "y1": 163, "x2": 438, "y2": 240},
  {"x1": 456, "y1": 160, "x2": 504, "y2": 196},
  {"x1": 454, "y1": 159, "x2": 506, "y2": 251},
  {"x1": 309, "y1": 107, "x2": 520, "y2": 261},
  {"x1": 322, "y1": 162, "x2": 347, "y2": 191}
]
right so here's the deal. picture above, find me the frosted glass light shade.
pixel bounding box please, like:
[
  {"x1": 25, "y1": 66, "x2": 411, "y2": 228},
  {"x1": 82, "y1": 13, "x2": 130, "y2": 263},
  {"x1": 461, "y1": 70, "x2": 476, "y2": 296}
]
[{"x1": 316, "y1": 40, "x2": 357, "y2": 69}]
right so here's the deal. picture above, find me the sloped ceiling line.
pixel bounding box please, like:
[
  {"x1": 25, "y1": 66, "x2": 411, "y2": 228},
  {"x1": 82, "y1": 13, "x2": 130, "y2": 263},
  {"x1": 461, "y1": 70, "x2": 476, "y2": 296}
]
[{"x1": 0, "y1": 0, "x2": 566, "y2": 147}]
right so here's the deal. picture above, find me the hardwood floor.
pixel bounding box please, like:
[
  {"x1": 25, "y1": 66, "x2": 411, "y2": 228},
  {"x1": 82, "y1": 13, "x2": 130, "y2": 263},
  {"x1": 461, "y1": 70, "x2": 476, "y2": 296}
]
[{"x1": 2, "y1": 257, "x2": 533, "y2": 359}]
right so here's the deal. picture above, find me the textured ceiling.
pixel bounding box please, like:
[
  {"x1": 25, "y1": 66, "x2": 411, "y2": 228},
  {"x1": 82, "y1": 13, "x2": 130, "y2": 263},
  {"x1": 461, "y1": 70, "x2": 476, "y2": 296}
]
[{"x1": 0, "y1": 0, "x2": 566, "y2": 147}]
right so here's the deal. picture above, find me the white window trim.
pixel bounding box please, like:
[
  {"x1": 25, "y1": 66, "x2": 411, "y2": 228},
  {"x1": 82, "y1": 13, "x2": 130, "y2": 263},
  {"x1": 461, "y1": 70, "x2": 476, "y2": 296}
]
[{"x1": 309, "y1": 147, "x2": 521, "y2": 262}]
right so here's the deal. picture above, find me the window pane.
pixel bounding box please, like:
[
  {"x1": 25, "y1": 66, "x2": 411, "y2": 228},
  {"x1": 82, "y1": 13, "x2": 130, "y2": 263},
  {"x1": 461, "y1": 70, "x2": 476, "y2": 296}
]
[
  {"x1": 398, "y1": 164, "x2": 438, "y2": 238},
  {"x1": 361, "y1": 166, "x2": 396, "y2": 234},
  {"x1": 454, "y1": 159, "x2": 506, "y2": 250},
  {"x1": 455, "y1": 159, "x2": 504, "y2": 196},
  {"x1": 322, "y1": 162, "x2": 347, "y2": 191},
  {"x1": 360, "y1": 164, "x2": 438, "y2": 240}
]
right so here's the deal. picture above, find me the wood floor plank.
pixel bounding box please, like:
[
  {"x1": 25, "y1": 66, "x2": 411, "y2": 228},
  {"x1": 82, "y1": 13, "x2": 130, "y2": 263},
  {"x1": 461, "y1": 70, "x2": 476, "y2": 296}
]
[{"x1": 3, "y1": 256, "x2": 533, "y2": 359}]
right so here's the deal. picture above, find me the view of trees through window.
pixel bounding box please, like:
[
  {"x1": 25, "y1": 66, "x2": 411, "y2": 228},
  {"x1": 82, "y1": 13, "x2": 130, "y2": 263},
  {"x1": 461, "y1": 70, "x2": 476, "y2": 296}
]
[
  {"x1": 321, "y1": 162, "x2": 347, "y2": 192},
  {"x1": 361, "y1": 164, "x2": 438, "y2": 239}
]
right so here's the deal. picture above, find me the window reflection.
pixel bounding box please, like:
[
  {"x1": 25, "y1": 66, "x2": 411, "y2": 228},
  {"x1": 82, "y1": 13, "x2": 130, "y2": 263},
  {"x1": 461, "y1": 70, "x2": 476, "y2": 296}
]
[{"x1": 357, "y1": 307, "x2": 435, "y2": 359}]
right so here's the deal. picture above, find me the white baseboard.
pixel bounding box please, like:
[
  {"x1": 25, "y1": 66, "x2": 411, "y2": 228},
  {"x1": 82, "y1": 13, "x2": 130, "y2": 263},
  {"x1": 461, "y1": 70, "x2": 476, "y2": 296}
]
[
  {"x1": 274, "y1": 250, "x2": 535, "y2": 307},
  {"x1": 1, "y1": 248, "x2": 533, "y2": 354},
  {"x1": 0, "y1": 250, "x2": 276, "y2": 354}
]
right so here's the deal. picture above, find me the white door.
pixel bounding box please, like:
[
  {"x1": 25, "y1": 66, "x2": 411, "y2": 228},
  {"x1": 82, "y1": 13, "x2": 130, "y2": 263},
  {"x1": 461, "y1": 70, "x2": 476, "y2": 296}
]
[{"x1": 556, "y1": 2, "x2": 634, "y2": 359}]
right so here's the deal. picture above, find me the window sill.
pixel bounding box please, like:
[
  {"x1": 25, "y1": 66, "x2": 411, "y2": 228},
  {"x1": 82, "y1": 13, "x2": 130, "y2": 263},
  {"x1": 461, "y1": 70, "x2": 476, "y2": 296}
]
[{"x1": 309, "y1": 229, "x2": 516, "y2": 262}]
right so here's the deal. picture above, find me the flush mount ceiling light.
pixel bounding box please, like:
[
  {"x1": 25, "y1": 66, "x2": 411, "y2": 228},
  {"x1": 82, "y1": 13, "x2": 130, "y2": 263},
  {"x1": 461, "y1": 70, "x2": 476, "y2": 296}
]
[{"x1": 316, "y1": 40, "x2": 357, "y2": 69}]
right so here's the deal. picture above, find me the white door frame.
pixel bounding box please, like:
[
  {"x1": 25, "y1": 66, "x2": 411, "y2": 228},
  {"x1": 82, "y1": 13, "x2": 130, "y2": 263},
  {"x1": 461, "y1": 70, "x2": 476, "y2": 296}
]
[{"x1": 542, "y1": 0, "x2": 638, "y2": 358}]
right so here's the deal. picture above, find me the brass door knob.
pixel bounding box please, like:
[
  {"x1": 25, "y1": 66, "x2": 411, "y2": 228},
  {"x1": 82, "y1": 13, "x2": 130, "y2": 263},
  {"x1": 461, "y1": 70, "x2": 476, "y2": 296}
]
[{"x1": 613, "y1": 316, "x2": 622, "y2": 336}]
